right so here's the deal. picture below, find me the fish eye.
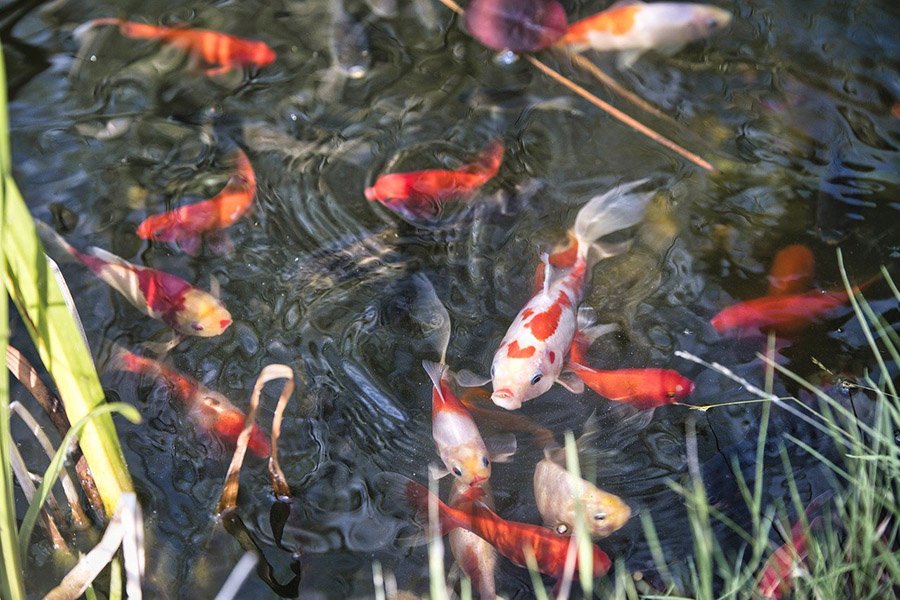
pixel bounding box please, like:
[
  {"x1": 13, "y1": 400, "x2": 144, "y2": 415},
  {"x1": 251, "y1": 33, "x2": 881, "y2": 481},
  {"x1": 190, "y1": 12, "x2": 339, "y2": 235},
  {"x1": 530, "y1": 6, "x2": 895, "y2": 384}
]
[
  {"x1": 452, "y1": 466, "x2": 462, "y2": 477},
  {"x1": 530, "y1": 373, "x2": 543, "y2": 386},
  {"x1": 706, "y1": 18, "x2": 720, "y2": 29},
  {"x1": 192, "y1": 322, "x2": 204, "y2": 331},
  {"x1": 482, "y1": 457, "x2": 490, "y2": 467},
  {"x1": 593, "y1": 512, "x2": 607, "y2": 521},
  {"x1": 556, "y1": 523, "x2": 569, "y2": 534}
]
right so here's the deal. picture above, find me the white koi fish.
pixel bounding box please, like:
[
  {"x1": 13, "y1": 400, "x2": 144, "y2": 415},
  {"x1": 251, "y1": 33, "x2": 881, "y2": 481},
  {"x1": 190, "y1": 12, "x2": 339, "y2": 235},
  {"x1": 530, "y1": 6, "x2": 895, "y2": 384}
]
[
  {"x1": 448, "y1": 479, "x2": 497, "y2": 599},
  {"x1": 558, "y1": 1, "x2": 733, "y2": 68},
  {"x1": 488, "y1": 179, "x2": 654, "y2": 410}
]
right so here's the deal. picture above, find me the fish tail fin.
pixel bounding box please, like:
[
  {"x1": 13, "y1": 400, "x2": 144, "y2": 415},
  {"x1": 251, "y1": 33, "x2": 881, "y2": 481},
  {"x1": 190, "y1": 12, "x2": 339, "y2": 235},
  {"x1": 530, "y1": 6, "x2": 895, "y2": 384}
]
[
  {"x1": 107, "y1": 344, "x2": 159, "y2": 377},
  {"x1": 375, "y1": 473, "x2": 464, "y2": 534},
  {"x1": 422, "y1": 359, "x2": 446, "y2": 401},
  {"x1": 33, "y1": 220, "x2": 104, "y2": 270},
  {"x1": 409, "y1": 273, "x2": 451, "y2": 364},
  {"x1": 572, "y1": 179, "x2": 653, "y2": 261}
]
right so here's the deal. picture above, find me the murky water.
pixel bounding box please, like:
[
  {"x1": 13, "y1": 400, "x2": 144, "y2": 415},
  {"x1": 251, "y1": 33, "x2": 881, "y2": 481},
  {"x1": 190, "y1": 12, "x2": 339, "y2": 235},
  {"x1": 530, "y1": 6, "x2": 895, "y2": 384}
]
[{"x1": 5, "y1": 0, "x2": 899, "y2": 597}]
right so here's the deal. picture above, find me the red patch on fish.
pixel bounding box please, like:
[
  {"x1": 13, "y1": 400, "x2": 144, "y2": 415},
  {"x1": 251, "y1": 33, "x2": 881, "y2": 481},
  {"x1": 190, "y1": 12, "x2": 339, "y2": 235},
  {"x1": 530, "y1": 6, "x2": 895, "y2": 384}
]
[
  {"x1": 506, "y1": 340, "x2": 536, "y2": 358},
  {"x1": 525, "y1": 291, "x2": 570, "y2": 341},
  {"x1": 571, "y1": 366, "x2": 694, "y2": 408},
  {"x1": 559, "y1": 4, "x2": 642, "y2": 46},
  {"x1": 135, "y1": 267, "x2": 191, "y2": 317},
  {"x1": 548, "y1": 351, "x2": 556, "y2": 364}
]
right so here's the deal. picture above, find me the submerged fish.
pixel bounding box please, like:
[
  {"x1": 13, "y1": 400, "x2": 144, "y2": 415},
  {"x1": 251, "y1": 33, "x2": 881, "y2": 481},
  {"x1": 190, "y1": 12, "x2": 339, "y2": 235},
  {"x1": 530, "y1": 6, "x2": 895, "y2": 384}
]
[
  {"x1": 76, "y1": 18, "x2": 276, "y2": 76},
  {"x1": 136, "y1": 149, "x2": 257, "y2": 255},
  {"x1": 365, "y1": 141, "x2": 504, "y2": 220},
  {"x1": 558, "y1": 1, "x2": 732, "y2": 68},
  {"x1": 331, "y1": 0, "x2": 370, "y2": 79},
  {"x1": 37, "y1": 222, "x2": 231, "y2": 337},
  {"x1": 111, "y1": 349, "x2": 271, "y2": 457},
  {"x1": 710, "y1": 289, "x2": 855, "y2": 338},
  {"x1": 459, "y1": 386, "x2": 557, "y2": 449},
  {"x1": 533, "y1": 441, "x2": 631, "y2": 538},
  {"x1": 448, "y1": 480, "x2": 497, "y2": 599},
  {"x1": 402, "y1": 477, "x2": 611, "y2": 579},
  {"x1": 488, "y1": 180, "x2": 654, "y2": 410},
  {"x1": 767, "y1": 244, "x2": 815, "y2": 297}
]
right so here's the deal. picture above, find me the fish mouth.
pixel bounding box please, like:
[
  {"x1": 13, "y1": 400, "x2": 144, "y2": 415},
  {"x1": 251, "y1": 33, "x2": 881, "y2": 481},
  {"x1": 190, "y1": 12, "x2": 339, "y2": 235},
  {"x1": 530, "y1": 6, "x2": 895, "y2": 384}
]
[
  {"x1": 364, "y1": 186, "x2": 377, "y2": 201},
  {"x1": 491, "y1": 389, "x2": 521, "y2": 410}
]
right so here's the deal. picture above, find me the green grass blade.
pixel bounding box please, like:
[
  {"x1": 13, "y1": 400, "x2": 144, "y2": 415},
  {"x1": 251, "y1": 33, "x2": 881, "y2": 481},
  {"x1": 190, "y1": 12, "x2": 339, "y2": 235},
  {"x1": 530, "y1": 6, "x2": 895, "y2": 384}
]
[
  {"x1": 0, "y1": 37, "x2": 26, "y2": 600},
  {"x1": 18, "y1": 402, "x2": 140, "y2": 556}
]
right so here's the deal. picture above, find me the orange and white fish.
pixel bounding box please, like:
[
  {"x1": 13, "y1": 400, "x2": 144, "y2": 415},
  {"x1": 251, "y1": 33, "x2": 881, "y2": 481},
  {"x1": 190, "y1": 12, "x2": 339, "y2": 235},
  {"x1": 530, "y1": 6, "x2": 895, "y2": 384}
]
[
  {"x1": 364, "y1": 141, "x2": 504, "y2": 220},
  {"x1": 111, "y1": 349, "x2": 271, "y2": 457},
  {"x1": 533, "y1": 446, "x2": 631, "y2": 538},
  {"x1": 448, "y1": 479, "x2": 497, "y2": 600},
  {"x1": 77, "y1": 18, "x2": 276, "y2": 76},
  {"x1": 558, "y1": 1, "x2": 732, "y2": 68},
  {"x1": 489, "y1": 179, "x2": 654, "y2": 410},
  {"x1": 767, "y1": 244, "x2": 815, "y2": 297},
  {"x1": 37, "y1": 222, "x2": 231, "y2": 337},
  {"x1": 136, "y1": 149, "x2": 257, "y2": 255},
  {"x1": 424, "y1": 361, "x2": 515, "y2": 486},
  {"x1": 402, "y1": 478, "x2": 611, "y2": 580}
]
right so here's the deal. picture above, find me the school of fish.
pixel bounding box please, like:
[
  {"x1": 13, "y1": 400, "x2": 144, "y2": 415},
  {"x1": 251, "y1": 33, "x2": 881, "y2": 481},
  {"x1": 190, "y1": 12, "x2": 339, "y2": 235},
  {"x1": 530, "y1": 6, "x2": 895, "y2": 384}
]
[{"x1": 33, "y1": 1, "x2": 889, "y2": 598}]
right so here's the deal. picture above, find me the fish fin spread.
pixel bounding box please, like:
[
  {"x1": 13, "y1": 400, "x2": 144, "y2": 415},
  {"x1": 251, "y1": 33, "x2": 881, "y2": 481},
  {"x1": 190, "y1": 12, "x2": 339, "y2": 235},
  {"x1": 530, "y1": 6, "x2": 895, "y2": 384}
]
[
  {"x1": 178, "y1": 235, "x2": 203, "y2": 256},
  {"x1": 580, "y1": 323, "x2": 619, "y2": 346},
  {"x1": 557, "y1": 371, "x2": 586, "y2": 394},
  {"x1": 453, "y1": 369, "x2": 492, "y2": 388},
  {"x1": 540, "y1": 252, "x2": 551, "y2": 296},
  {"x1": 592, "y1": 239, "x2": 633, "y2": 261},
  {"x1": 429, "y1": 464, "x2": 450, "y2": 480},
  {"x1": 573, "y1": 179, "x2": 653, "y2": 260},
  {"x1": 485, "y1": 433, "x2": 517, "y2": 463},
  {"x1": 34, "y1": 221, "x2": 84, "y2": 263},
  {"x1": 409, "y1": 273, "x2": 452, "y2": 364},
  {"x1": 616, "y1": 49, "x2": 644, "y2": 69},
  {"x1": 422, "y1": 359, "x2": 447, "y2": 402}
]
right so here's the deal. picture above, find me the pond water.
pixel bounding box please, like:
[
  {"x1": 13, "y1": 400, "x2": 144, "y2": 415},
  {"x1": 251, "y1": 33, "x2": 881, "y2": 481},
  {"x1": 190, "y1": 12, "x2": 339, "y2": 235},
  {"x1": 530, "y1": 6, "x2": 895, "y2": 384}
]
[{"x1": 5, "y1": 0, "x2": 899, "y2": 597}]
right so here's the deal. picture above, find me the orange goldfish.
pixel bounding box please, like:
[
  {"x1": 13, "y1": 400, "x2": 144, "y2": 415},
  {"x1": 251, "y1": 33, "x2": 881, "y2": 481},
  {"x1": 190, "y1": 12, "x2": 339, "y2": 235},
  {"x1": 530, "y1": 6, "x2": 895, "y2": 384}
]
[
  {"x1": 364, "y1": 141, "x2": 504, "y2": 220},
  {"x1": 448, "y1": 479, "x2": 497, "y2": 599},
  {"x1": 136, "y1": 149, "x2": 257, "y2": 255},
  {"x1": 767, "y1": 244, "x2": 815, "y2": 296},
  {"x1": 710, "y1": 289, "x2": 855, "y2": 338},
  {"x1": 79, "y1": 18, "x2": 276, "y2": 76},
  {"x1": 112, "y1": 349, "x2": 270, "y2": 457},
  {"x1": 38, "y1": 222, "x2": 231, "y2": 337},
  {"x1": 559, "y1": 1, "x2": 732, "y2": 68},
  {"x1": 403, "y1": 478, "x2": 611, "y2": 580},
  {"x1": 489, "y1": 180, "x2": 653, "y2": 410}
]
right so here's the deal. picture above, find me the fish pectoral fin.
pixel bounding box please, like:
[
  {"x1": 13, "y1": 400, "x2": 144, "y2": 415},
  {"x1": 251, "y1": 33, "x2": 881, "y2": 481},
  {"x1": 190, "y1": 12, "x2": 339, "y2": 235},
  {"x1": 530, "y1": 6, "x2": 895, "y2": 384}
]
[
  {"x1": 429, "y1": 464, "x2": 450, "y2": 480},
  {"x1": 616, "y1": 49, "x2": 644, "y2": 69},
  {"x1": 557, "y1": 371, "x2": 586, "y2": 394},
  {"x1": 486, "y1": 433, "x2": 517, "y2": 463},
  {"x1": 453, "y1": 369, "x2": 491, "y2": 388},
  {"x1": 592, "y1": 239, "x2": 633, "y2": 261}
]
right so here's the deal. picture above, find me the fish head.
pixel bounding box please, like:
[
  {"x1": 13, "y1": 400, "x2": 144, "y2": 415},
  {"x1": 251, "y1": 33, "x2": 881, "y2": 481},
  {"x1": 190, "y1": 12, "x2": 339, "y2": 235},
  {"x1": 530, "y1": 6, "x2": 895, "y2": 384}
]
[
  {"x1": 364, "y1": 174, "x2": 409, "y2": 203},
  {"x1": 661, "y1": 371, "x2": 695, "y2": 403},
  {"x1": 230, "y1": 41, "x2": 277, "y2": 67},
  {"x1": 710, "y1": 305, "x2": 741, "y2": 335},
  {"x1": 177, "y1": 290, "x2": 233, "y2": 337},
  {"x1": 490, "y1": 341, "x2": 556, "y2": 410},
  {"x1": 441, "y1": 443, "x2": 491, "y2": 487},
  {"x1": 685, "y1": 5, "x2": 732, "y2": 40},
  {"x1": 582, "y1": 488, "x2": 631, "y2": 538}
]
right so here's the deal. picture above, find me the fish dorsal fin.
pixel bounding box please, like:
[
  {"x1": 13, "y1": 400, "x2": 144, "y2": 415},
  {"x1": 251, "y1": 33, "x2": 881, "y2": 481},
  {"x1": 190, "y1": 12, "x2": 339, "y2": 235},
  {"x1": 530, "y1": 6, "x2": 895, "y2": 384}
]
[
  {"x1": 410, "y1": 273, "x2": 451, "y2": 364},
  {"x1": 540, "y1": 252, "x2": 551, "y2": 296},
  {"x1": 453, "y1": 369, "x2": 491, "y2": 388},
  {"x1": 616, "y1": 48, "x2": 643, "y2": 69},
  {"x1": 422, "y1": 359, "x2": 447, "y2": 403},
  {"x1": 557, "y1": 371, "x2": 585, "y2": 394},
  {"x1": 485, "y1": 433, "x2": 517, "y2": 463}
]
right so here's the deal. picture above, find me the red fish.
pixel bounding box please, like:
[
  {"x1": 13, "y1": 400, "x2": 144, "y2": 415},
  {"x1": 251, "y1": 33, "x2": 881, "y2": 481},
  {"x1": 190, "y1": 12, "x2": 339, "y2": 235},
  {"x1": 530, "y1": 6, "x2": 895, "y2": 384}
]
[
  {"x1": 37, "y1": 222, "x2": 231, "y2": 337},
  {"x1": 767, "y1": 244, "x2": 815, "y2": 296},
  {"x1": 79, "y1": 18, "x2": 276, "y2": 76},
  {"x1": 112, "y1": 350, "x2": 270, "y2": 457},
  {"x1": 364, "y1": 141, "x2": 504, "y2": 220},
  {"x1": 710, "y1": 289, "x2": 854, "y2": 338},
  {"x1": 404, "y1": 478, "x2": 611, "y2": 579},
  {"x1": 136, "y1": 149, "x2": 257, "y2": 254}
]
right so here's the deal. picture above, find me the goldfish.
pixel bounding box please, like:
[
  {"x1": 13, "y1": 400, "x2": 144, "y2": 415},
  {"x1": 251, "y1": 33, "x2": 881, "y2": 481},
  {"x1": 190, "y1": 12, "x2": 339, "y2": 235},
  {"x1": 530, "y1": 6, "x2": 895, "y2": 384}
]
[
  {"x1": 558, "y1": 1, "x2": 732, "y2": 68},
  {"x1": 710, "y1": 289, "x2": 855, "y2": 338},
  {"x1": 767, "y1": 244, "x2": 815, "y2": 296},
  {"x1": 489, "y1": 179, "x2": 654, "y2": 410},
  {"x1": 533, "y1": 446, "x2": 631, "y2": 538},
  {"x1": 448, "y1": 479, "x2": 497, "y2": 599},
  {"x1": 136, "y1": 149, "x2": 257, "y2": 255},
  {"x1": 364, "y1": 141, "x2": 504, "y2": 220},
  {"x1": 402, "y1": 477, "x2": 611, "y2": 580},
  {"x1": 111, "y1": 349, "x2": 270, "y2": 457},
  {"x1": 424, "y1": 361, "x2": 515, "y2": 486},
  {"x1": 78, "y1": 18, "x2": 276, "y2": 77},
  {"x1": 37, "y1": 222, "x2": 231, "y2": 337}
]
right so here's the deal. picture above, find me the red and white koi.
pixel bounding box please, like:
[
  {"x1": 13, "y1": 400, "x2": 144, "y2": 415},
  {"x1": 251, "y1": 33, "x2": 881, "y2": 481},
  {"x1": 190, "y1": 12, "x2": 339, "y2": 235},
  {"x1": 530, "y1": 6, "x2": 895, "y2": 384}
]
[
  {"x1": 77, "y1": 18, "x2": 276, "y2": 77},
  {"x1": 111, "y1": 349, "x2": 271, "y2": 457},
  {"x1": 558, "y1": 1, "x2": 732, "y2": 68},
  {"x1": 364, "y1": 141, "x2": 504, "y2": 220},
  {"x1": 136, "y1": 149, "x2": 257, "y2": 255},
  {"x1": 37, "y1": 222, "x2": 231, "y2": 337},
  {"x1": 489, "y1": 179, "x2": 654, "y2": 410},
  {"x1": 448, "y1": 479, "x2": 497, "y2": 600}
]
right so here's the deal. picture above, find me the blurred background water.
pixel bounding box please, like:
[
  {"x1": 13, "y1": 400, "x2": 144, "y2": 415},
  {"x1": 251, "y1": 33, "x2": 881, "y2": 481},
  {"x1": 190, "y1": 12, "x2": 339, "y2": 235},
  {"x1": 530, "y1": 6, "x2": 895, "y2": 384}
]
[{"x1": 4, "y1": 0, "x2": 898, "y2": 597}]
